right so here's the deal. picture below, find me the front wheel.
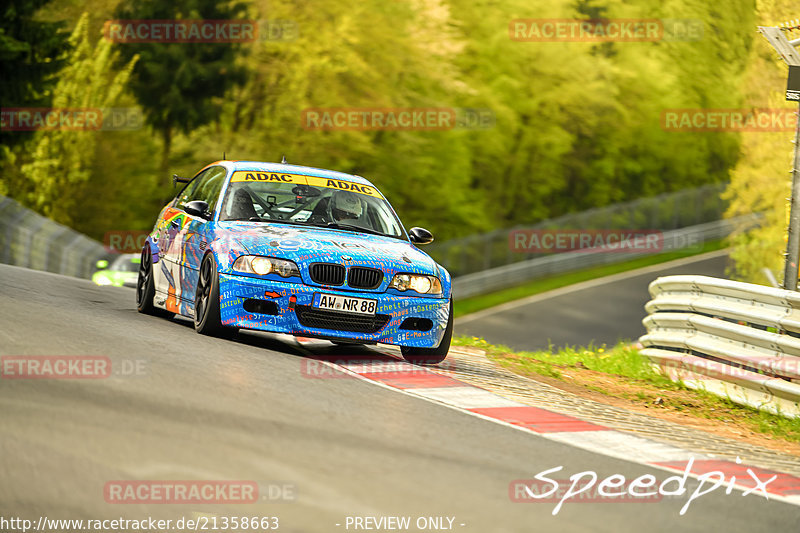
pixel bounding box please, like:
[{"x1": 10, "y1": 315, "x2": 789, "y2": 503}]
[
  {"x1": 194, "y1": 254, "x2": 232, "y2": 336},
  {"x1": 137, "y1": 246, "x2": 157, "y2": 314},
  {"x1": 136, "y1": 246, "x2": 174, "y2": 318},
  {"x1": 401, "y1": 299, "x2": 453, "y2": 365}
]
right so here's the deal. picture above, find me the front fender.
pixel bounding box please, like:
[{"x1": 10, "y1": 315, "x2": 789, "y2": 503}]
[
  {"x1": 208, "y1": 236, "x2": 248, "y2": 274},
  {"x1": 145, "y1": 236, "x2": 161, "y2": 263},
  {"x1": 436, "y1": 263, "x2": 453, "y2": 299}
]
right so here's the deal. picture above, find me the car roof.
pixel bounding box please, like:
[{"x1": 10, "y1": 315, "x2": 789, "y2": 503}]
[{"x1": 203, "y1": 160, "x2": 376, "y2": 187}]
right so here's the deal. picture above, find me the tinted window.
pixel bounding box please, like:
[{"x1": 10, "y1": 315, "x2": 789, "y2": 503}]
[
  {"x1": 175, "y1": 170, "x2": 207, "y2": 208},
  {"x1": 219, "y1": 179, "x2": 404, "y2": 238},
  {"x1": 177, "y1": 166, "x2": 226, "y2": 213}
]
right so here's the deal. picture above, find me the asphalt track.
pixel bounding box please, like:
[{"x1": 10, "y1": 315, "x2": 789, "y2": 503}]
[
  {"x1": 1, "y1": 263, "x2": 797, "y2": 532},
  {"x1": 455, "y1": 250, "x2": 730, "y2": 352}
]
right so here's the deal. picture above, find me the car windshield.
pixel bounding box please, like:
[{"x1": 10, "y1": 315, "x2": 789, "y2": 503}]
[{"x1": 218, "y1": 179, "x2": 405, "y2": 238}]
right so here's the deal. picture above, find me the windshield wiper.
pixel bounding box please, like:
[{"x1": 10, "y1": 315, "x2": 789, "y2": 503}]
[
  {"x1": 263, "y1": 218, "x2": 315, "y2": 226},
  {"x1": 324, "y1": 222, "x2": 388, "y2": 237},
  {"x1": 224, "y1": 217, "x2": 312, "y2": 226}
]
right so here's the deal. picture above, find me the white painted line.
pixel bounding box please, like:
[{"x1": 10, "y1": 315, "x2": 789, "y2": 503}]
[
  {"x1": 543, "y1": 430, "x2": 709, "y2": 464},
  {"x1": 456, "y1": 248, "x2": 731, "y2": 325},
  {"x1": 786, "y1": 495, "x2": 800, "y2": 506},
  {"x1": 410, "y1": 386, "x2": 526, "y2": 408}
]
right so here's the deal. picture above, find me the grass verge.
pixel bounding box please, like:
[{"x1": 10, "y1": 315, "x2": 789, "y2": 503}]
[
  {"x1": 453, "y1": 239, "x2": 726, "y2": 318},
  {"x1": 453, "y1": 335, "x2": 800, "y2": 447}
]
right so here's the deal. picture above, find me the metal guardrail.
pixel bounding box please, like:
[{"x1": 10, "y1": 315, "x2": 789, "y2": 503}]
[
  {"x1": 429, "y1": 183, "x2": 729, "y2": 277},
  {"x1": 452, "y1": 214, "x2": 759, "y2": 299},
  {"x1": 0, "y1": 195, "x2": 107, "y2": 279},
  {"x1": 640, "y1": 275, "x2": 800, "y2": 418}
]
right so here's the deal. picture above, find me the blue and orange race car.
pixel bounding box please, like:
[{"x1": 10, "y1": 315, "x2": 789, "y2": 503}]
[{"x1": 136, "y1": 160, "x2": 453, "y2": 363}]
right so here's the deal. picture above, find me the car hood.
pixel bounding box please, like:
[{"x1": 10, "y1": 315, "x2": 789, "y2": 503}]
[{"x1": 215, "y1": 221, "x2": 439, "y2": 276}]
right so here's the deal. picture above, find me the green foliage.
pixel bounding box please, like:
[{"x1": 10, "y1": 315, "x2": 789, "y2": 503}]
[
  {"x1": 112, "y1": 0, "x2": 249, "y2": 170},
  {"x1": 455, "y1": 336, "x2": 668, "y2": 383},
  {"x1": 723, "y1": 0, "x2": 797, "y2": 285},
  {"x1": 2, "y1": 0, "x2": 768, "y2": 245},
  {"x1": 0, "y1": 0, "x2": 71, "y2": 151},
  {"x1": 19, "y1": 13, "x2": 137, "y2": 225}
]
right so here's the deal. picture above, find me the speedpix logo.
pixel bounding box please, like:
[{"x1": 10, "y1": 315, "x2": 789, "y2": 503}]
[{"x1": 512, "y1": 458, "x2": 778, "y2": 516}]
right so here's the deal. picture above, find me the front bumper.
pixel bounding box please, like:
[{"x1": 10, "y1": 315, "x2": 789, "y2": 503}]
[{"x1": 218, "y1": 273, "x2": 450, "y2": 348}]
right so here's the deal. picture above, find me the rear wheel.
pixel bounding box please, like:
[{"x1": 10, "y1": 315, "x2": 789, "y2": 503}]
[
  {"x1": 195, "y1": 254, "x2": 236, "y2": 337},
  {"x1": 401, "y1": 299, "x2": 453, "y2": 365}
]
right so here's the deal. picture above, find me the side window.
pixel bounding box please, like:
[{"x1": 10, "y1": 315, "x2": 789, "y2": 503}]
[
  {"x1": 188, "y1": 166, "x2": 226, "y2": 212},
  {"x1": 175, "y1": 169, "x2": 210, "y2": 208}
]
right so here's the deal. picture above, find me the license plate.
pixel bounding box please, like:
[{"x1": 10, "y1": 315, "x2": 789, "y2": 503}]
[{"x1": 314, "y1": 293, "x2": 377, "y2": 315}]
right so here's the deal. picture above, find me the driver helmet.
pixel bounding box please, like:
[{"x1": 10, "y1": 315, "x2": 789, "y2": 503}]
[{"x1": 330, "y1": 190, "x2": 363, "y2": 220}]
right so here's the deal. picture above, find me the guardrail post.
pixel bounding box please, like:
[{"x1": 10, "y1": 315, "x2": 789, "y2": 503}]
[{"x1": 784, "y1": 101, "x2": 800, "y2": 290}]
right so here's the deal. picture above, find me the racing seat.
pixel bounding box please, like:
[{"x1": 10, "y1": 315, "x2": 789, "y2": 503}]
[
  {"x1": 226, "y1": 188, "x2": 258, "y2": 220},
  {"x1": 309, "y1": 197, "x2": 331, "y2": 222}
]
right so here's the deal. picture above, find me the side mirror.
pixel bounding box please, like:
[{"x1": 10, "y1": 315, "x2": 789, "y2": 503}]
[
  {"x1": 184, "y1": 200, "x2": 210, "y2": 219},
  {"x1": 95, "y1": 259, "x2": 109, "y2": 269},
  {"x1": 408, "y1": 227, "x2": 434, "y2": 245},
  {"x1": 173, "y1": 174, "x2": 191, "y2": 188}
]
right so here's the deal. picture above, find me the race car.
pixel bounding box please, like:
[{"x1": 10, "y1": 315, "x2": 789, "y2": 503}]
[
  {"x1": 93, "y1": 254, "x2": 140, "y2": 288},
  {"x1": 136, "y1": 160, "x2": 453, "y2": 364}
]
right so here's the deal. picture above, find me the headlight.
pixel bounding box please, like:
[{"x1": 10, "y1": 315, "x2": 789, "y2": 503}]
[
  {"x1": 232, "y1": 256, "x2": 300, "y2": 278},
  {"x1": 389, "y1": 273, "x2": 442, "y2": 295},
  {"x1": 251, "y1": 257, "x2": 272, "y2": 275}
]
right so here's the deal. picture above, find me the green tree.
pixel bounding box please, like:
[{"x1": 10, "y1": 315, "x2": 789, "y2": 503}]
[
  {"x1": 723, "y1": 0, "x2": 798, "y2": 285},
  {"x1": 0, "y1": 0, "x2": 70, "y2": 155},
  {"x1": 20, "y1": 13, "x2": 138, "y2": 225},
  {"x1": 112, "y1": 0, "x2": 248, "y2": 172}
]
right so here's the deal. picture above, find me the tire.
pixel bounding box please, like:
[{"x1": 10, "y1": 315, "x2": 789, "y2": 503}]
[
  {"x1": 136, "y1": 246, "x2": 157, "y2": 315},
  {"x1": 136, "y1": 245, "x2": 174, "y2": 318},
  {"x1": 194, "y1": 254, "x2": 235, "y2": 337},
  {"x1": 401, "y1": 299, "x2": 453, "y2": 365}
]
